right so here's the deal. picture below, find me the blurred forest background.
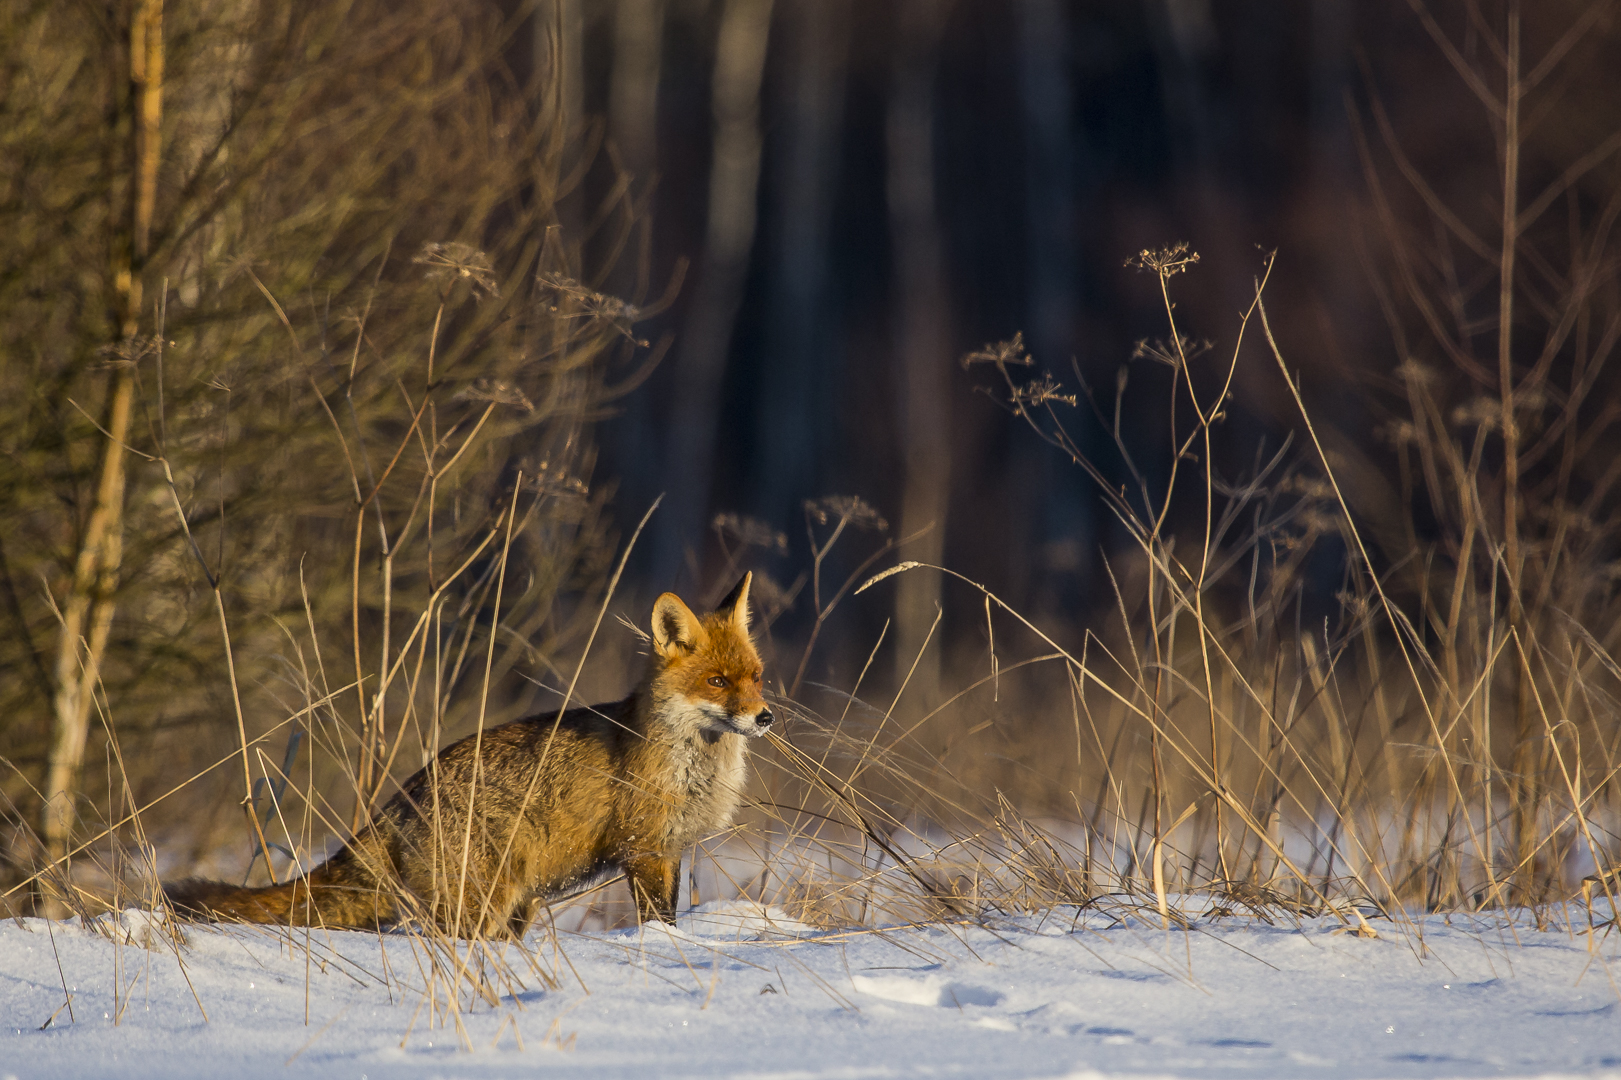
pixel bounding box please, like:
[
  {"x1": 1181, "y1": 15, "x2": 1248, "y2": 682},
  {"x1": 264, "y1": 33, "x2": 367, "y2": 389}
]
[
  {"x1": 4, "y1": 0, "x2": 1620, "y2": 922},
  {"x1": 590, "y1": 0, "x2": 1620, "y2": 699}
]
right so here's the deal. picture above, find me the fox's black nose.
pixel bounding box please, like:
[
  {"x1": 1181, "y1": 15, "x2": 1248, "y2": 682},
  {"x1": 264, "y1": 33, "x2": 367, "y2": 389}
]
[{"x1": 756, "y1": 707, "x2": 774, "y2": 729}]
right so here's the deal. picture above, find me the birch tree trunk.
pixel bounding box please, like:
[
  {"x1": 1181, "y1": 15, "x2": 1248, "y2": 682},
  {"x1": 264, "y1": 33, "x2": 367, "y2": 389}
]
[
  {"x1": 1011, "y1": 0, "x2": 1082, "y2": 610},
  {"x1": 610, "y1": 0, "x2": 665, "y2": 184},
  {"x1": 658, "y1": 0, "x2": 775, "y2": 586},
  {"x1": 755, "y1": 0, "x2": 848, "y2": 527},
  {"x1": 888, "y1": 0, "x2": 951, "y2": 698},
  {"x1": 41, "y1": 0, "x2": 163, "y2": 918}
]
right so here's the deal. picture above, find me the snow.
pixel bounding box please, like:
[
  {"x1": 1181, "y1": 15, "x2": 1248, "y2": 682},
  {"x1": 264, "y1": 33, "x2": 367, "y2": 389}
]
[{"x1": 2, "y1": 900, "x2": 1618, "y2": 1079}]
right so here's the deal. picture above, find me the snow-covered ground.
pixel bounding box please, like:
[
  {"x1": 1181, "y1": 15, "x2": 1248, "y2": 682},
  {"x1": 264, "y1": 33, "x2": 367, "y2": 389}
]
[{"x1": 2, "y1": 901, "x2": 1618, "y2": 1080}]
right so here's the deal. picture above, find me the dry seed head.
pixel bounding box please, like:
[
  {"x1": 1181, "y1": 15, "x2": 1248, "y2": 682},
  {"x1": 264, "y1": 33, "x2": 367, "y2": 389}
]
[
  {"x1": 459, "y1": 377, "x2": 534, "y2": 412},
  {"x1": 1395, "y1": 357, "x2": 1436, "y2": 385},
  {"x1": 712, "y1": 512, "x2": 789, "y2": 554},
  {"x1": 1377, "y1": 420, "x2": 1417, "y2": 447},
  {"x1": 414, "y1": 241, "x2": 500, "y2": 299},
  {"x1": 1451, "y1": 397, "x2": 1500, "y2": 430},
  {"x1": 535, "y1": 273, "x2": 642, "y2": 342},
  {"x1": 1282, "y1": 474, "x2": 1334, "y2": 501},
  {"x1": 960, "y1": 332, "x2": 1032, "y2": 370},
  {"x1": 96, "y1": 335, "x2": 164, "y2": 367},
  {"x1": 743, "y1": 571, "x2": 795, "y2": 623},
  {"x1": 1300, "y1": 507, "x2": 1343, "y2": 533},
  {"x1": 1273, "y1": 529, "x2": 1314, "y2": 553},
  {"x1": 1335, "y1": 589, "x2": 1372, "y2": 621},
  {"x1": 803, "y1": 495, "x2": 888, "y2": 532},
  {"x1": 1009, "y1": 373, "x2": 1077, "y2": 409},
  {"x1": 1126, "y1": 242, "x2": 1199, "y2": 276},
  {"x1": 523, "y1": 460, "x2": 589, "y2": 500},
  {"x1": 1131, "y1": 335, "x2": 1209, "y2": 369}
]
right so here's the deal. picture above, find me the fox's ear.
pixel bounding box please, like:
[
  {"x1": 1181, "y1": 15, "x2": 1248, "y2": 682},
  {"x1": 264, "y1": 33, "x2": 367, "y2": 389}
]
[
  {"x1": 714, "y1": 571, "x2": 752, "y2": 632},
  {"x1": 651, "y1": 593, "x2": 701, "y2": 655}
]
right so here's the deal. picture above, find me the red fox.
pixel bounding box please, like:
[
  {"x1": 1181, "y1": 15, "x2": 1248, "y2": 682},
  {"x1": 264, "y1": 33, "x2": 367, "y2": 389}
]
[{"x1": 164, "y1": 574, "x2": 773, "y2": 935}]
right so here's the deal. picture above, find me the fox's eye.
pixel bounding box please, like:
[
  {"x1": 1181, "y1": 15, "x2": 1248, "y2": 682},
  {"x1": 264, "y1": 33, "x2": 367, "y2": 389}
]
[{"x1": 707, "y1": 675, "x2": 728, "y2": 688}]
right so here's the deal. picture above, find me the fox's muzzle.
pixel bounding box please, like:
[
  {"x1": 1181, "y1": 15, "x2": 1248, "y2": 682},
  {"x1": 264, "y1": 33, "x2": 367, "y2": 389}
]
[{"x1": 728, "y1": 705, "x2": 772, "y2": 736}]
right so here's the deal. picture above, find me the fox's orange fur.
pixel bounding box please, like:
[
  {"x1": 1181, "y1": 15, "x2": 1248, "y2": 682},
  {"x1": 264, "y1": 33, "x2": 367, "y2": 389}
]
[{"x1": 164, "y1": 575, "x2": 773, "y2": 935}]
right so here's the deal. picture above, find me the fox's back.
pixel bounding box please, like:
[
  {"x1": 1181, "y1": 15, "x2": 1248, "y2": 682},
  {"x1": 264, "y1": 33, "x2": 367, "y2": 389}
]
[{"x1": 373, "y1": 699, "x2": 637, "y2": 898}]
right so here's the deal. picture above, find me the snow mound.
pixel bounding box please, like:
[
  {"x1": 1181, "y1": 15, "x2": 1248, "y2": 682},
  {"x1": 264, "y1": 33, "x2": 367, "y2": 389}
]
[
  {"x1": 90, "y1": 907, "x2": 178, "y2": 950},
  {"x1": 673, "y1": 899, "x2": 818, "y2": 940},
  {"x1": 851, "y1": 971, "x2": 1005, "y2": 1008}
]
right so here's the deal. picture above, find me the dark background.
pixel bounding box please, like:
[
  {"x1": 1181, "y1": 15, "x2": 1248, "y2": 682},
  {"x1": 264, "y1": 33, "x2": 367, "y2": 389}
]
[{"x1": 553, "y1": 0, "x2": 1482, "y2": 653}]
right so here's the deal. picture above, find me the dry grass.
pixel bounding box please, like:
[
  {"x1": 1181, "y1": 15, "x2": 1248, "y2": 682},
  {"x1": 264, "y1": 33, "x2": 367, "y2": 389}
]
[{"x1": 19, "y1": 223, "x2": 1616, "y2": 1038}]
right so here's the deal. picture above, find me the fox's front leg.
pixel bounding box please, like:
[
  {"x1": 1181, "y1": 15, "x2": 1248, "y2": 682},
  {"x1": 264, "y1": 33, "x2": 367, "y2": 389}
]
[{"x1": 625, "y1": 855, "x2": 679, "y2": 923}]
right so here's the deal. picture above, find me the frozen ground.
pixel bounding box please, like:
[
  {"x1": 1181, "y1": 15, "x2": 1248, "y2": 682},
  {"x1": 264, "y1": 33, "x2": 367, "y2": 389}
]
[{"x1": 1, "y1": 901, "x2": 1618, "y2": 1080}]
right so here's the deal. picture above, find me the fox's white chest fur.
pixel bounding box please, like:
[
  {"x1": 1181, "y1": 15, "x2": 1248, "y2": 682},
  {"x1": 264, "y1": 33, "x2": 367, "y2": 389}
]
[{"x1": 651, "y1": 698, "x2": 749, "y2": 847}]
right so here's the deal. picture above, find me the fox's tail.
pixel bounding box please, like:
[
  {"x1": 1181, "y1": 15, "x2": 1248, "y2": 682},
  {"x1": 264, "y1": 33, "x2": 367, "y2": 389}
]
[{"x1": 163, "y1": 849, "x2": 399, "y2": 929}]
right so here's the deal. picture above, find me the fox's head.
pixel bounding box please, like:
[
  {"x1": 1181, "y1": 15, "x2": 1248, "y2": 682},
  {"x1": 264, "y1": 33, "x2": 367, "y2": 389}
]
[{"x1": 650, "y1": 573, "x2": 774, "y2": 740}]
